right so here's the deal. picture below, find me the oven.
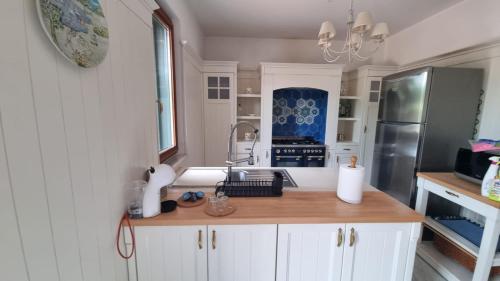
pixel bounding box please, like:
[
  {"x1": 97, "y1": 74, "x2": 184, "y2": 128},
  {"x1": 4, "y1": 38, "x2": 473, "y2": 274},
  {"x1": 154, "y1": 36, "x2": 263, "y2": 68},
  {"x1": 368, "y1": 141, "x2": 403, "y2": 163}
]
[
  {"x1": 304, "y1": 154, "x2": 325, "y2": 167},
  {"x1": 271, "y1": 146, "x2": 326, "y2": 167}
]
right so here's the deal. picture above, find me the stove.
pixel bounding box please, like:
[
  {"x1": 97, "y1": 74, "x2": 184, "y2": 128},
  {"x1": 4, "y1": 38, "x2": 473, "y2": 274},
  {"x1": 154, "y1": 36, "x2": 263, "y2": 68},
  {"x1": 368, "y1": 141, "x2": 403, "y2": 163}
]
[{"x1": 271, "y1": 137, "x2": 326, "y2": 167}]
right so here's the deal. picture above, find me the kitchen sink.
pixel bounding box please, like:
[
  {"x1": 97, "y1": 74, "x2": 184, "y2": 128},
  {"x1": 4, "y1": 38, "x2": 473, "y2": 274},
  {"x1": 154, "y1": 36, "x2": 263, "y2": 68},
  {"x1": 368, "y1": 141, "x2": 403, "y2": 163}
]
[{"x1": 228, "y1": 169, "x2": 297, "y2": 188}]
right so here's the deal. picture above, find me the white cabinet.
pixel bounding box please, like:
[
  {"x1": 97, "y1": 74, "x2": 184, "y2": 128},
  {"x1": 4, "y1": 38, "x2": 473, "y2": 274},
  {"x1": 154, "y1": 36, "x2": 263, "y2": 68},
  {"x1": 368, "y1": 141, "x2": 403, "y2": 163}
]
[
  {"x1": 131, "y1": 223, "x2": 419, "y2": 281},
  {"x1": 260, "y1": 63, "x2": 344, "y2": 164},
  {"x1": 341, "y1": 223, "x2": 412, "y2": 281},
  {"x1": 202, "y1": 62, "x2": 238, "y2": 166},
  {"x1": 328, "y1": 149, "x2": 359, "y2": 169},
  {"x1": 134, "y1": 226, "x2": 208, "y2": 281},
  {"x1": 276, "y1": 224, "x2": 344, "y2": 281},
  {"x1": 208, "y1": 224, "x2": 277, "y2": 281},
  {"x1": 342, "y1": 65, "x2": 397, "y2": 182},
  {"x1": 361, "y1": 77, "x2": 384, "y2": 182},
  {"x1": 261, "y1": 149, "x2": 272, "y2": 167},
  {"x1": 235, "y1": 141, "x2": 261, "y2": 167},
  {"x1": 276, "y1": 223, "x2": 418, "y2": 281},
  {"x1": 133, "y1": 225, "x2": 277, "y2": 281}
]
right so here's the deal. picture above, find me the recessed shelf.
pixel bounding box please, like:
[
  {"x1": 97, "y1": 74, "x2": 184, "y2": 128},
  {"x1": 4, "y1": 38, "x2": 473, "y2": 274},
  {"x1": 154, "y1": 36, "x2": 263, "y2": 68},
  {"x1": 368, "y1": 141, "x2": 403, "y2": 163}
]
[
  {"x1": 338, "y1": 117, "x2": 360, "y2": 121},
  {"x1": 237, "y1": 94, "x2": 261, "y2": 98},
  {"x1": 417, "y1": 241, "x2": 473, "y2": 281},
  {"x1": 237, "y1": 116, "x2": 261, "y2": 120},
  {"x1": 424, "y1": 217, "x2": 500, "y2": 266}
]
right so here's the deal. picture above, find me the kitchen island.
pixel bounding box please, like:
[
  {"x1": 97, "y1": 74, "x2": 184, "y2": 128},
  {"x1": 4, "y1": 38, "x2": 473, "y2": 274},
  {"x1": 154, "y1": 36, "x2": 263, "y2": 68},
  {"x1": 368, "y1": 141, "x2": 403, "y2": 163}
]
[{"x1": 125, "y1": 167, "x2": 423, "y2": 281}]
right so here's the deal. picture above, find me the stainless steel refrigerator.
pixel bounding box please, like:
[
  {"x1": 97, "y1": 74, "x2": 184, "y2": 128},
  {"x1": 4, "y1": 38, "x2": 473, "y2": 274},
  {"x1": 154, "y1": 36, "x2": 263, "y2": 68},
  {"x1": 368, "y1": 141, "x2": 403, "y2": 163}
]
[{"x1": 370, "y1": 67, "x2": 483, "y2": 212}]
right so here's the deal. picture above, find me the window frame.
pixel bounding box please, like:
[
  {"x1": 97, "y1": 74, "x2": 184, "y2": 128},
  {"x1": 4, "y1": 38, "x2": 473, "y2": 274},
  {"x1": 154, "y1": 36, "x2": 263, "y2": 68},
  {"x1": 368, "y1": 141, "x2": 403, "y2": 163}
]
[{"x1": 153, "y1": 8, "x2": 178, "y2": 163}]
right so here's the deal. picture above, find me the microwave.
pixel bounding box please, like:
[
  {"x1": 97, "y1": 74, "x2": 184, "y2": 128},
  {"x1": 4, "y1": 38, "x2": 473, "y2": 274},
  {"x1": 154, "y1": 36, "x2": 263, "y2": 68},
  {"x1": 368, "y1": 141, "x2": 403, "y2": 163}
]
[{"x1": 454, "y1": 148, "x2": 497, "y2": 184}]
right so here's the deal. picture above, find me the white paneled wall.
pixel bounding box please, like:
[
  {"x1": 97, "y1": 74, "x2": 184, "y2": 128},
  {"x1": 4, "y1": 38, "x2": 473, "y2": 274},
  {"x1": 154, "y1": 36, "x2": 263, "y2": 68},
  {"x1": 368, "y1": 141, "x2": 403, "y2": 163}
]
[
  {"x1": 181, "y1": 46, "x2": 205, "y2": 166},
  {"x1": 0, "y1": 0, "x2": 159, "y2": 280}
]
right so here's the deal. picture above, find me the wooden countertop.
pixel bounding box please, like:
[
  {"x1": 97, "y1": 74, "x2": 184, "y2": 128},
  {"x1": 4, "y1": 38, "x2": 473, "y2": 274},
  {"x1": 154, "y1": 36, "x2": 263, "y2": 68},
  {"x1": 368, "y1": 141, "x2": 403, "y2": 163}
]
[
  {"x1": 417, "y1": 172, "x2": 500, "y2": 209},
  {"x1": 130, "y1": 191, "x2": 423, "y2": 226}
]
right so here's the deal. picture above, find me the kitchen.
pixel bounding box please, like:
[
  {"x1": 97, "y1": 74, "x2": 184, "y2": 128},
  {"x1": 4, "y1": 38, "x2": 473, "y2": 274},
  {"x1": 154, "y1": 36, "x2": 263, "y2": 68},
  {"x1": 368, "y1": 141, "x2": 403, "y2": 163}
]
[{"x1": 1, "y1": 1, "x2": 500, "y2": 281}]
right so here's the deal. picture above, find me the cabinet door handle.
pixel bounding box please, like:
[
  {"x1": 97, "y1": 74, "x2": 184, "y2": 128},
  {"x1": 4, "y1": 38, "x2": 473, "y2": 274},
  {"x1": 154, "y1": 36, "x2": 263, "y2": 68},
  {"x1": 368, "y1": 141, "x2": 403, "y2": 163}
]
[
  {"x1": 198, "y1": 230, "x2": 203, "y2": 249},
  {"x1": 336, "y1": 156, "x2": 340, "y2": 163},
  {"x1": 445, "y1": 190, "x2": 460, "y2": 198},
  {"x1": 327, "y1": 151, "x2": 331, "y2": 160},
  {"x1": 349, "y1": 228, "x2": 356, "y2": 247},
  {"x1": 337, "y1": 228, "x2": 344, "y2": 247},
  {"x1": 212, "y1": 230, "x2": 216, "y2": 249},
  {"x1": 343, "y1": 148, "x2": 351, "y2": 151},
  {"x1": 266, "y1": 151, "x2": 269, "y2": 159}
]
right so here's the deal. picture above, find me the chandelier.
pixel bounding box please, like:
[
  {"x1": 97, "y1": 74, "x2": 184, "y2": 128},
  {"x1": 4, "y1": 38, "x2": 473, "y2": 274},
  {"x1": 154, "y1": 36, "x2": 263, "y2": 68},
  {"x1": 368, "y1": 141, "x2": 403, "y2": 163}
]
[{"x1": 318, "y1": 0, "x2": 389, "y2": 63}]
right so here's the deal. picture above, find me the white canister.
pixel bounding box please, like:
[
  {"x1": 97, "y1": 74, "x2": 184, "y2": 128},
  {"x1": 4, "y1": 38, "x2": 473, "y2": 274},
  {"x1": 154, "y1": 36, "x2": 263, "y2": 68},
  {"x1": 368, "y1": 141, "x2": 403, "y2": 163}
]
[{"x1": 337, "y1": 156, "x2": 365, "y2": 204}]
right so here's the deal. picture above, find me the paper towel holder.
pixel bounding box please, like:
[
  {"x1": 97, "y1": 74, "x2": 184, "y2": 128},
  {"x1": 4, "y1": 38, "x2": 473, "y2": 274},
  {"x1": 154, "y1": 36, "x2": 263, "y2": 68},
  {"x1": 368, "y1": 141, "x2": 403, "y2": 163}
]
[{"x1": 349, "y1": 156, "x2": 357, "y2": 168}]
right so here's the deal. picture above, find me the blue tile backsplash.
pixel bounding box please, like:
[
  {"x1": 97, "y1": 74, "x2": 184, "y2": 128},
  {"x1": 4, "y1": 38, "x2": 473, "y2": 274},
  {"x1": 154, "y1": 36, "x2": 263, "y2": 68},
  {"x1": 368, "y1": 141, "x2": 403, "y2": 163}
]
[{"x1": 272, "y1": 87, "x2": 328, "y2": 143}]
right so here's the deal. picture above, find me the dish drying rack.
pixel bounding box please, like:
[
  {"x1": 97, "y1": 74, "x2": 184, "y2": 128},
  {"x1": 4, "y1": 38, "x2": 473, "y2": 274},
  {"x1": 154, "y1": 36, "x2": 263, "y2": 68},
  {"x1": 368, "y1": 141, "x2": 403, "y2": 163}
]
[{"x1": 215, "y1": 172, "x2": 284, "y2": 197}]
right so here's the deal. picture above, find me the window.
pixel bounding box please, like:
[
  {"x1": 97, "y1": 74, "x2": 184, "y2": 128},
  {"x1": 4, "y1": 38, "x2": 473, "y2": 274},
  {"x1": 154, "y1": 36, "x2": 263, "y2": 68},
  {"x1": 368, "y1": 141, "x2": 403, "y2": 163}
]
[{"x1": 153, "y1": 9, "x2": 177, "y2": 162}]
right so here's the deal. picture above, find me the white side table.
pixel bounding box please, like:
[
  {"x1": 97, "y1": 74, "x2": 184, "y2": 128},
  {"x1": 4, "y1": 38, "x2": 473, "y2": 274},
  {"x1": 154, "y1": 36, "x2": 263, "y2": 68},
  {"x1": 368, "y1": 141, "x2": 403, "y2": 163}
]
[{"x1": 415, "y1": 173, "x2": 500, "y2": 281}]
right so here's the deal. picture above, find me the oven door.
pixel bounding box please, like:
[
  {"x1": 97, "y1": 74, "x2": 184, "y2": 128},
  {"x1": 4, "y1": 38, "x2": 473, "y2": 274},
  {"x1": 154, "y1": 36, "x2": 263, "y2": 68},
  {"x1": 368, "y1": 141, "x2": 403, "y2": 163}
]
[
  {"x1": 272, "y1": 155, "x2": 305, "y2": 167},
  {"x1": 304, "y1": 155, "x2": 325, "y2": 167}
]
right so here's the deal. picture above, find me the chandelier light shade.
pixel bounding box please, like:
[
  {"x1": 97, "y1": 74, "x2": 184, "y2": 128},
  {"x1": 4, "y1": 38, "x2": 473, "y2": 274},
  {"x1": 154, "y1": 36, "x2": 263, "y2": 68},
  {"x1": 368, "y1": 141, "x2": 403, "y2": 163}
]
[
  {"x1": 352, "y1": 11, "x2": 373, "y2": 33},
  {"x1": 318, "y1": 21, "x2": 336, "y2": 40},
  {"x1": 317, "y1": 0, "x2": 389, "y2": 63},
  {"x1": 370, "y1": 22, "x2": 390, "y2": 41}
]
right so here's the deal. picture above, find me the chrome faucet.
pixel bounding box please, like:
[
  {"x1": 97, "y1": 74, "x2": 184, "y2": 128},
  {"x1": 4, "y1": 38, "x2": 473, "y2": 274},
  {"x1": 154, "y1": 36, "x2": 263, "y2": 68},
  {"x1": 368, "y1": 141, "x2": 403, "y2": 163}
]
[{"x1": 226, "y1": 121, "x2": 259, "y2": 182}]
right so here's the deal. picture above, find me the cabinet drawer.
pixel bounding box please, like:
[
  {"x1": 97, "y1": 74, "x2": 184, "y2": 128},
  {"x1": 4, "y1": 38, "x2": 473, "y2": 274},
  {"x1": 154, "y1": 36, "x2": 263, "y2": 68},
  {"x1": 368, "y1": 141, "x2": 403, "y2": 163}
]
[
  {"x1": 335, "y1": 144, "x2": 360, "y2": 154},
  {"x1": 236, "y1": 141, "x2": 260, "y2": 154}
]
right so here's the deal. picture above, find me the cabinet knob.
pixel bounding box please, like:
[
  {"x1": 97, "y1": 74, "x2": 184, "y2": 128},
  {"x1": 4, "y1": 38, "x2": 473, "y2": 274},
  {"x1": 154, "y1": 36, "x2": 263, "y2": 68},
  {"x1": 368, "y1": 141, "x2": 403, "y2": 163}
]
[
  {"x1": 198, "y1": 230, "x2": 203, "y2": 249},
  {"x1": 337, "y1": 228, "x2": 344, "y2": 247},
  {"x1": 212, "y1": 230, "x2": 216, "y2": 250},
  {"x1": 349, "y1": 228, "x2": 356, "y2": 247}
]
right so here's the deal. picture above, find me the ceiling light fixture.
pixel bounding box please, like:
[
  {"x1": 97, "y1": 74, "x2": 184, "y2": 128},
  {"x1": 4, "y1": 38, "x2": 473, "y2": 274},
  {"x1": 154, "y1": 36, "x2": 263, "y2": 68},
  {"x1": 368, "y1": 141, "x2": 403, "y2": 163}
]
[{"x1": 318, "y1": 0, "x2": 389, "y2": 63}]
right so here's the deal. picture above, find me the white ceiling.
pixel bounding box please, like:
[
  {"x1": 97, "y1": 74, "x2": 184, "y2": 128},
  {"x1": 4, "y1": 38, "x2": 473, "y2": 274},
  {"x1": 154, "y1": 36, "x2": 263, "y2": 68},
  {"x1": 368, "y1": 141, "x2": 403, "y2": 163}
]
[{"x1": 185, "y1": 0, "x2": 463, "y2": 40}]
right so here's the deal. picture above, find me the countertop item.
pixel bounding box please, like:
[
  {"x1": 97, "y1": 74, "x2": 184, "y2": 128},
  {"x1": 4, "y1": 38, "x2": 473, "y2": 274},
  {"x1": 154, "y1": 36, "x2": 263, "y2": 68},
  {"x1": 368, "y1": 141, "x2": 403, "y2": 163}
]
[
  {"x1": 130, "y1": 191, "x2": 423, "y2": 226},
  {"x1": 172, "y1": 167, "x2": 377, "y2": 192},
  {"x1": 417, "y1": 172, "x2": 500, "y2": 209},
  {"x1": 143, "y1": 164, "x2": 176, "y2": 218},
  {"x1": 177, "y1": 197, "x2": 206, "y2": 208},
  {"x1": 337, "y1": 156, "x2": 365, "y2": 204}
]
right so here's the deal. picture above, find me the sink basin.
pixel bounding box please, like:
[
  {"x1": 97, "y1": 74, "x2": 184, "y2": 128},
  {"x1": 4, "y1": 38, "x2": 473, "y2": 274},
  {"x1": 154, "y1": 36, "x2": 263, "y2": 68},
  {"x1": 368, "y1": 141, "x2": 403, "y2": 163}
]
[
  {"x1": 228, "y1": 170, "x2": 248, "y2": 181},
  {"x1": 227, "y1": 169, "x2": 297, "y2": 188}
]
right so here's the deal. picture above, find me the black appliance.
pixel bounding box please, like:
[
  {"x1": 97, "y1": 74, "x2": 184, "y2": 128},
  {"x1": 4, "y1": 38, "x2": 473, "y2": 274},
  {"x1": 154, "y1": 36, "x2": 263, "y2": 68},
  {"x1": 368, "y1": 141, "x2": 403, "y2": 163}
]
[
  {"x1": 271, "y1": 136, "x2": 326, "y2": 167},
  {"x1": 454, "y1": 148, "x2": 497, "y2": 184}
]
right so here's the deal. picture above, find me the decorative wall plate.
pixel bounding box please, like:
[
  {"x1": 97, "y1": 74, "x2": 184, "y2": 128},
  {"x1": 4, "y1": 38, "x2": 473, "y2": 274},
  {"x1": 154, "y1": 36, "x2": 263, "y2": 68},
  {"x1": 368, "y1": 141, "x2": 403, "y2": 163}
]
[{"x1": 36, "y1": 0, "x2": 109, "y2": 68}]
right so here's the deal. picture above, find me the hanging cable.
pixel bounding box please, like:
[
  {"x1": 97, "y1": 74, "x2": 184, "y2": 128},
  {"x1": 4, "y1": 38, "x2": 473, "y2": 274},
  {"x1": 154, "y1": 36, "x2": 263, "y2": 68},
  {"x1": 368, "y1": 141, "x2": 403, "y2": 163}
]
[{"x1": 116, "y1": 213, "x2": 136, "y2": 259}]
